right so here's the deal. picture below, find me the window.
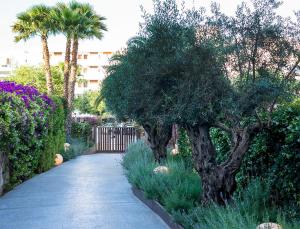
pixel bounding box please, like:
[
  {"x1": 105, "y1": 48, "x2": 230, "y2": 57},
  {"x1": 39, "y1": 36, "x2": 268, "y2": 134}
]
[
  {"x1": 6, "y1": 58, "x2": 11, "y2": 65},
  {"x1": 90, "y1": 80, "x2": 98, "y2": 84},
  {"x1": 83, "y1": 81, "x2": 88, "y2": 88},
  {"x1": 89, "y1": 66, "x2": 98, "y2": 68},
  {"x1": 78, "y1": 54, "x2": 82, "y2": 59},
  {"x1": 84, "y1": 54, "x2": 88, "y2": 59},
  {"x1": 54, "y1": 52, "x2": 62, "y2": 56}
]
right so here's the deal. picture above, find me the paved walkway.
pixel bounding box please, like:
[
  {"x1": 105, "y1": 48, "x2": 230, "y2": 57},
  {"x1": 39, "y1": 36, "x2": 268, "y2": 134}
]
[{"x1": 0, "y1": 154, "x2": 169, "y2": 229}]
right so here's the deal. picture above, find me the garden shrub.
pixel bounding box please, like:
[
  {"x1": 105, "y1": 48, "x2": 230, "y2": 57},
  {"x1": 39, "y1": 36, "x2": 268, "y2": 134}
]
[
  {"x1": 71, "y1": 121, "x2": 91, "y2": 141},
  {"x1": 237, "y1": 100, "x2": 300, "y2": 214},
  {"x1": 123, "y1": 140, "x2": 201, "y2": 212},
  {"x1": 58, "y1": 117, "x2": 91, "y2": 161},
  {"x1": 124, "y1": 141, "x2": 300, "y2": 228},
  {"x1": 61, "y1": 138, "x2": 89, "y2": 161},
  {"x1": 0, "y1": 82, "x2": 66, "y2": 191},
  {"x1": 177, "y1": 180, "x2": 299, "y2": 229}
]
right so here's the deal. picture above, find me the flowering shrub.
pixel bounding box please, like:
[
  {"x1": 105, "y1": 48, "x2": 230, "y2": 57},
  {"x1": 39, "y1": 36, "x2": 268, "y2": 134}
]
[
  {"x1": 0, "y1": 82, "x2": 65, "y2": 192},
  {"x1": 0, "y1": 81, "x2": 54, "y2": 109}
]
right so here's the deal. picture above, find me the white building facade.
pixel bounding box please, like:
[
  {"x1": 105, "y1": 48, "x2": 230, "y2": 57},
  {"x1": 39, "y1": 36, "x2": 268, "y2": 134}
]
[
  {"x1": 50, "y1": 51, "x2": 113, "y2": 96},
  {"x1": 0, "y1": 57, "x2": 16, "y2": 79}
]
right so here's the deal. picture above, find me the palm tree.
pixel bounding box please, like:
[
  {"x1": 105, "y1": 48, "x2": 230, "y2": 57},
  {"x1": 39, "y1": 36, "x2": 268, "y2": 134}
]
[
  {"x1": 12, "y1": 5, "x2": 54, "y2": 95},
  {"x1": 58, "y1": 1, "x2": 107, "y2": 139},
  {"x1": 67, "y1": 2, "x2": 107, "y2": 108},
  {"x1": 51, "y1": 3, "x2": 78, "y2": 101}
]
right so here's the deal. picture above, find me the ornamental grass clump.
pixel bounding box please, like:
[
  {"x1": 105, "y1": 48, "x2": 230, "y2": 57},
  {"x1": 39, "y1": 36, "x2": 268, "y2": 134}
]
[
  {"x1": 122, "y1": 141, "x2": 201, "y2": 212},
  {"x1": 177, "y1": 180, "x2": 300, "y2": 229},
  {"x1": 0, "y1": 81, "x2": 65, "y2": 192}
]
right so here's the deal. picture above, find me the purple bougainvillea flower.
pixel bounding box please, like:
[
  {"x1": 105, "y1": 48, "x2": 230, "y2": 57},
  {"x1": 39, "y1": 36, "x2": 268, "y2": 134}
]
[{"x1": 0, "y1": 81, "x2": 55, "y2": 110}]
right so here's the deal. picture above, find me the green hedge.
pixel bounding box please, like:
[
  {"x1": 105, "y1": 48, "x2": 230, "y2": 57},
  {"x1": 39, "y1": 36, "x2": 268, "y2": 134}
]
[
  {"x1": 38, "y1": 96, "x2": 66, "y2": 172},
  {"x1": 0, "y1": 87, "x2": 66, "y2": 191},
  {"x1": 237, "y1": 99, "x2": 300, "y2": 214}
]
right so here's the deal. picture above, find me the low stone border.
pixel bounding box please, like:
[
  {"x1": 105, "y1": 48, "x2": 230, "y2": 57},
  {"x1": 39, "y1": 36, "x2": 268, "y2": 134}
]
[{"x1": 132, "y1": 187, "x2": 184, "y2": 229}]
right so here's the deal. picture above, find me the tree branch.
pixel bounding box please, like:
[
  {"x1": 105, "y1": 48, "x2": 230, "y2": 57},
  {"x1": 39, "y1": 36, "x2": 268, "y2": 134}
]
[
  {"x1": 221, "y1": 120, "x2": 264, "y2": 174},
  {"x1": 284, "y1": 57, "x2": 300, "y2": 80},
  {"x1": 214, "y1": 122, "x2": 233, "y2": 135},
  {"x1": 254, "y1": 109, "x2": 262, "y2": 127},
  {"x1": 221, "y1": 127, "x2": 250, "y2": 173}
]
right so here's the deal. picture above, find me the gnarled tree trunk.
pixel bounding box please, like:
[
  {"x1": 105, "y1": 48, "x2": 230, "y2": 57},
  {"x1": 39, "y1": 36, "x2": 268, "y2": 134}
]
[
  {"x1": 41, "y1": 35, "x2": 54, "y2": 95},
  {"x1": 143, "y1": 123, "x2": 173, "y2": 163},
  {"x1": 186, "y1": 124, "x2": 251, "y2": 205},
  {"x1": 66, "y1": 38, "x2": 79, "y2": 140}
]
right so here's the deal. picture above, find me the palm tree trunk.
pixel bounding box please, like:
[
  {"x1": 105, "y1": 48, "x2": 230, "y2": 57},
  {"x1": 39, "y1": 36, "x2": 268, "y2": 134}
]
[
  {"x1": 63, "y1": 36, "x2": 72, "y2": 101},
  {"x1": 41, "y1": 35, "x2": 54, "y2": 95},
  {"x1": 68, "y1": 38, "x2": 79, "y2": 109},
  {"x1": 66, "y1": 38, "x2": 79, "y2": 139}
]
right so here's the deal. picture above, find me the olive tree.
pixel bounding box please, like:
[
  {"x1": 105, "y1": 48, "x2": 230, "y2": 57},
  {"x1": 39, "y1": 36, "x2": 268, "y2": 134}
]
[
  {"x1": 171, "y1": 0, "x2": 300, "y2": 204},
  {"x1": 102, "y1": 43, "x2": 173, "y2": 162},
  {"x1": 102, "y1": 0, "x2": 188, "y2": 162},
  {"x1": 103, "y1": 0, "x2": 299, "y2": 203}
]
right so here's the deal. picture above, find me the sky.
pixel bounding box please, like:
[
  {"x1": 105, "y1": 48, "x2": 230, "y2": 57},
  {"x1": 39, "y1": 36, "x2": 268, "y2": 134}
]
[{"x1": 0, "y1": 0, "x2": 299, "y2": 65}]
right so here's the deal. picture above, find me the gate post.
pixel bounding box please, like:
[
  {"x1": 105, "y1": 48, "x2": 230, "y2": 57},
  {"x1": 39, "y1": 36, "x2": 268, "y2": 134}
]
[{"x1": 96, "y1": 127, "x2": 99, "y2": 151}]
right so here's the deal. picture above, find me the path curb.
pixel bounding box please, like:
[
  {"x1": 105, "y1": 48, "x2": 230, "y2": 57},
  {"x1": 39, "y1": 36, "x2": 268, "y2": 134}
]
[{"x1": 132, "y1": 187, "x2": 184, "y2": 229}]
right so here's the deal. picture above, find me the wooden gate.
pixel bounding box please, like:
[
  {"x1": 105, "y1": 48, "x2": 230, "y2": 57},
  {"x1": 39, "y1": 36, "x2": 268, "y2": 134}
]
[{"x1": 93, "y1": 126, "x2": 140, "y2": 152}]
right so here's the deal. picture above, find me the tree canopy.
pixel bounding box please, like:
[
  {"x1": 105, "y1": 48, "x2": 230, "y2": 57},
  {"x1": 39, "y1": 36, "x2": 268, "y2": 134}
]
[
  {"x1": 9, "y1": 65, "x2": 64, "y2": 97},
  {"x1": 12, "y1": 5, "x2": 55, "y2": 94},
  {"x1": 102, "y1": 0, "x2": 300, "y2": 203},
  {"x1": 73, "y1": 91, "x2": 109, "y2": 117}
]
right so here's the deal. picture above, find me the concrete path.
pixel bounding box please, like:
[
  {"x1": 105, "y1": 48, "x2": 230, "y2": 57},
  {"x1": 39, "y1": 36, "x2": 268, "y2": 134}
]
[{"x1": 0, "y1": 154, "x2": 169, "y2": 229}]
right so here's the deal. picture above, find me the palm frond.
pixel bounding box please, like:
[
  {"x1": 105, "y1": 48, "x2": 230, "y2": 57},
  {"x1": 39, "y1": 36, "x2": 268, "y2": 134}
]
[{"x1": 12, "y1": 4, "x2": 54, "y2": 42}]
